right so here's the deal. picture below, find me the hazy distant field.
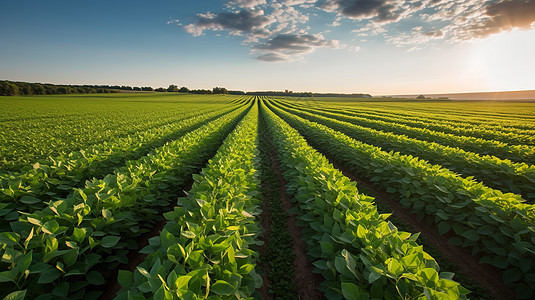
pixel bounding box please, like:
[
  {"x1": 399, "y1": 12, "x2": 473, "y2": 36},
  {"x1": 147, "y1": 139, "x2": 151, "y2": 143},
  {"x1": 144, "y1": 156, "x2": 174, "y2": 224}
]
[{"x1": 1, "y1": 93, "x2": 534, "y2": 300}]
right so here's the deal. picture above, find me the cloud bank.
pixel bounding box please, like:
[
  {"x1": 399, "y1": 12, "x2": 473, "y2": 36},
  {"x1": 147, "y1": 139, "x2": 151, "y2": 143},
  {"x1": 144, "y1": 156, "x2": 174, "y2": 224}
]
[{"x1": 177, "y1": 0, "x2": 535, "y2": 61}]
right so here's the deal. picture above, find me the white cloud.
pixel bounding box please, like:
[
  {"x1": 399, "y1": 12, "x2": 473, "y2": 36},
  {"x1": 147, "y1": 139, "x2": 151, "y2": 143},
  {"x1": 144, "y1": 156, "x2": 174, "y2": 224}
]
[{"x1": 175, "y1": 0, "x2": 535, "y2": 60}]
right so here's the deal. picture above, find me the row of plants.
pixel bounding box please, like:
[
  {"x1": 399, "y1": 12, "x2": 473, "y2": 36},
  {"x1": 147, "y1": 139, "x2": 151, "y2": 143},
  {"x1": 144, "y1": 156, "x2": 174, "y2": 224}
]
[
  {"x1": 268, "y1": 101, "x2": 535, "y2": 298},
  {"x1": 271, "y1": 101, "x2": 535, "y2": 202},
  {"x1": 287, "y1": 101, "x2": 535, "y2": 145},
  {"x1": 115, "y1": 104, "x2": 263, "y2": 299},
  {"x1": 0, "y1": 106, "x2": 249, "y2": 300},
  {"x1": 333, "y1": 101, "x2": 535, "y2": 130},
  {"x1": 1, "y1": 101, "x2": 236, "y2": 171},
  {"x1": 0, "y1": 104, "x2": 245, "y2": 230},
  {"x1": 310, "y1": 101, "x2": 535, "y2": 135},
  {"x1": 275, "y1": 100, "x2": 535, "y2": 165},
  {"x1": 261, "y1": 102, "x2": 468, "y2": 299}
]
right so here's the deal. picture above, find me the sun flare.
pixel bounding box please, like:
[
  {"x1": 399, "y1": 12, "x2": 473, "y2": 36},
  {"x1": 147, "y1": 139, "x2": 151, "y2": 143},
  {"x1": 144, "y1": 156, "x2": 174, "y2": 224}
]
[{"x1": 470, "y1": 28, "x2": 535, "y2": 91}]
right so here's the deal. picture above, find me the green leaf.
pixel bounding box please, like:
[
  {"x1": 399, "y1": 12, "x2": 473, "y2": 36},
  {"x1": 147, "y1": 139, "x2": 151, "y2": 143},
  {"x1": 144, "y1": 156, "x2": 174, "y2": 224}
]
[
  {"x1": 211, "y1": 280, "x2": 235, "y2": 296},
  {"x1": 42, "y1": 220, "x2": 60, "y2": 235},
  {"x1": 87, "y1": 271, "x2": 105, "y2": 285},
  {"x1": 154, "y1": 285, "x2": 173, "y2": 300},
  {"x1": 341, "y1": 282, "x2": 360, "y2": 300},
  {"x1": 417, "y1": 268, "x2": 439, "y2": 286},
  {"x1": 118, "y1": 270, "x2": 133, "y2": 287},
  {"x1": 387, "y1": 258, "x2": 404, "y2": 277},
  {"x1": 342, "y1": 249, "x2": 357, "y2": 277},
  {"x1": 0, "y1": 271, "x2": 13, "y2": 283},
  {"x1": 238, "y1": 264, "x2": 255, "y2": 275},
  {"x1": 102, "y1": 209, "x2": 112, "y2": 219},
  {"x1": 386, "y1": 187, "x2": 397, "y2": 193},
  {"x1": 434, "y1": 185, "x2": 448, "y2": 193},
  {"x1": 437, "y1": 221, "x2": 451, "y2": 235},
  {"x1": 101, "y1": 236, "x2": 121, "y2": 248},
  {"x1": 367, "y1": 270, "x2": 382, "y2": 283},
  {"x1": 72, "y1": 227, "x2": 86, "y2": 243},
  {"x1": 175, "y1": 275, "x2": 192, "y2": 291},
  {"x1": 0, "y1": 232, "x2": 20, "y2": 245},
  {"x1": 181, "y1": 231, "x2": 196, "y2": 239},
  {"x1": 38, "y1": 268, "x2": 61, "y2": 284},
  {"x1": 356, "y1": 225, "x2": 366, "y2": 239},
  {"x1": 503, "y1": 268, "x2": 523, "y2": 285},
  {"x1": 20, "y1": 196, "x2": 41, "y2": 205},
  {"x1": 27, "y1": 217, "x2": 42, "y2": 226},
  {"x1": 52, "y1": 282, "x2": 69, "y2": 298},
  {"x1": 137, "y1": 267, "x2": 150, "y2": 278},
  {"x1": 320, "y1": 242, "x2": 334, "y2": 256},
  {"x1": 3, "y1": 290, "x2": 27, "y2": 300},
  {"x1": 461, "y1": 229, "x2": 479, "y2": 241}
]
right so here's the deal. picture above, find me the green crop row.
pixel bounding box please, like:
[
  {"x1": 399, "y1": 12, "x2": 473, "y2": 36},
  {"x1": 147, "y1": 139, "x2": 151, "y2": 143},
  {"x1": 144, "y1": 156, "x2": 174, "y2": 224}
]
[
  {"x1": 304, "y1": 101, "x2": 535, "y2": 136},
  {"x1": 269, "y1": 102, "x2": 535, "y2": 298},
  {"x1": 284, "y1": 101, "x2": 535, "y2": 145},
  {"x1": 270, "y1": 101, "x2": 535, "y2": 202},
  {"x1": 328, "y1": 101, "x2": 535, "y2": 129},
  {"x1": 274, "y1": 100, "x2": 535, "y2": 165},
  {"x1": 0, "y1": 106, "x2": 248, "y2": 300},
  {"x1": 261, "y1": 102, "x2": 467, "y2": 299},
  {"x1": 115, "y1": 103, "x2": 263, "y2": 300},
  {"x1": 0, "y1": 98, "x2": 236, "y2": 171},
  {"x1": 0, "y1": 104, "x2": 244, "y2": 230}
]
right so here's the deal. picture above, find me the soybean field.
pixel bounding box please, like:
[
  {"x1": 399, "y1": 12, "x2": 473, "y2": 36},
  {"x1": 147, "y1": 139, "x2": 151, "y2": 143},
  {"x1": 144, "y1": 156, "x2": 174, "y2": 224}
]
[{"x1": 1, "y1": 93, "x2": 534, "y2": 300}]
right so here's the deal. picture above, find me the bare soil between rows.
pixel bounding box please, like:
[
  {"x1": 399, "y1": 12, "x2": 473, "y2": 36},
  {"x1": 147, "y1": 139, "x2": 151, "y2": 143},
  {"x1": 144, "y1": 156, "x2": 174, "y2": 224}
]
[
  {"x1": 267, "y1": 146, "x2": 325, "y2": 300},
  {"x1": 257, "y1": 179, "x2": 274, "y2": 300}
]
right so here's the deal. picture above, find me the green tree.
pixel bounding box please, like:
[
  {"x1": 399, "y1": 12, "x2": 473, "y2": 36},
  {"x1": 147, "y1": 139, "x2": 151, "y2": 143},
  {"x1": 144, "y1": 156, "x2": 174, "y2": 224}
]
[
  {"x1": 16, "y1": 82, "x2": 33, "y2": 95},
  {"x1": 32, "y1": 83, "x2": 46, "y2": 95},
  {"x1": 57, "y1": 87, "x2": 68, "y2": 94},
  {"x1": 167, "y1": 84, "x2": 178, "y2": 92},
  {"x1": 45, "y1": 85, "x2": 57, "y2": 94},
  {"x1": 212, "y1": 87, "x2": 228, "y2": 94},
  {"x1": 0, "y1": 81, "x2": 19, "y2": 96}
]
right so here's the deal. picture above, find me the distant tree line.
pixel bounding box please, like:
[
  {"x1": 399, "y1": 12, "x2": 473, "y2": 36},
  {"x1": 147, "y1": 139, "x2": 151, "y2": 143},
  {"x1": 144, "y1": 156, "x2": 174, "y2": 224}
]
[
  {"x1": 157, "y1": 85, "x2": 244, "y2": 95},
  {"x1": 247, "y1": 91, "x2": 314, "y2": 97},
  {"x1": 1, "y1": 80, "x2": 370, "y2": 98},
  {"x1": 313, "y1": 93, "x2": 372, "y2": 98},
  {"x1": 0, "y1": 80, "x2": 126, "y2": 96},
  {"x1": 245, "y1": 91, "x2": 371, "y2": 98}
]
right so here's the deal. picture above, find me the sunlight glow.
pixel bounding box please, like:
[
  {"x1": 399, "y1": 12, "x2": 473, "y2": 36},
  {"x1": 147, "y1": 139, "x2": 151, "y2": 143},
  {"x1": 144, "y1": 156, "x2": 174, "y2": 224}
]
[{"x1": 469, "y1": 29, "x2": 535, "y2": 91}]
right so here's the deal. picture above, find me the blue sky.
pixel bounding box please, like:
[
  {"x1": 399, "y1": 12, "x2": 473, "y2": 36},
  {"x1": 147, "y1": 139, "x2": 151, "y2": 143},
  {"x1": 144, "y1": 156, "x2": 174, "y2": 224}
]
[{"x1": 1, "y1": 0, "x2": 534, "y2": 94}]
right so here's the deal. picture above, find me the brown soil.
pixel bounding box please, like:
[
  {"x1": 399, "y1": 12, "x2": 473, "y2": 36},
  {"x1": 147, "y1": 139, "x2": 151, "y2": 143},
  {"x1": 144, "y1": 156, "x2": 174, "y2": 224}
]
[
  {"x1": 99, "y1": 185, "x2": 192, "y2": 300},
  {"x1": 257, "y1": 180, "x2": 274, "y2": 300},
  {"x1": 330, "y1": 160, "x2": 512, "y2": 300},
  {"x1": 268, "y1": 148, "x2": 325, "y2": 300}
]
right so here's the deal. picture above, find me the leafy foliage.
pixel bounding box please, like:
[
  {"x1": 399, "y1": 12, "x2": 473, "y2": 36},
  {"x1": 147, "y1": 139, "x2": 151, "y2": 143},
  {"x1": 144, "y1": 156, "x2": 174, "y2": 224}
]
[
  {"x1": 268, "y1": 101, "x2": 535, "y2": 298},
  {"x1": 276, "y1": 100, "x2": 535, "y2": 165},
  {"x1": 0, "y1": 106, "x2": 249, "y2": 299},
  {"x1": 261, "y1": 102, "x2": 468, "y2": 299},
  {"x1": 0, "y1": 105, "x2": 248, "y2": 231},
  {"x1": 116, "y1": 103, "x2": 263, "y2": 299},
  {"x1": 272, "y1": 100, "x2": 535, "y2": 202}
]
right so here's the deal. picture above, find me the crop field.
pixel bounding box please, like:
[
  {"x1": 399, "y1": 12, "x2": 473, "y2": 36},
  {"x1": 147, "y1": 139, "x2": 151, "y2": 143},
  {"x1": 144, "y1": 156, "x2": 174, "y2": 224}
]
[{"x1": 1, "y1": 93, "x2": 534, "y2": 300}]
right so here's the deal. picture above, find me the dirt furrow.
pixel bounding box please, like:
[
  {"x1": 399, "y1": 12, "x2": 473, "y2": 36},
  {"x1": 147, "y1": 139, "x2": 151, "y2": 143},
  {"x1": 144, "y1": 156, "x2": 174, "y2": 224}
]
[{"x1": 267, "y1": 148, "x2": 324, "y2": 300}]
